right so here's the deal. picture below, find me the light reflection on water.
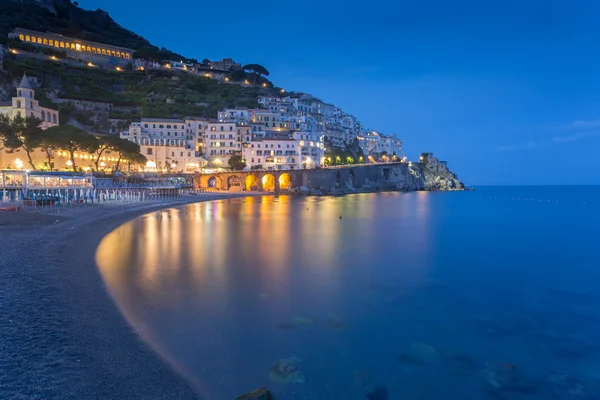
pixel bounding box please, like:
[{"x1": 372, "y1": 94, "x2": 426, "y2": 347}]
[{"x1": 96, "y1": 189, "x2": 600, "y2": 399}]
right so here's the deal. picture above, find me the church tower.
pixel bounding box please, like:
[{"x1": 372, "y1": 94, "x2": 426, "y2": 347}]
[{"x1": 12, "y1": 74, "x2": 39, "y2": 119}]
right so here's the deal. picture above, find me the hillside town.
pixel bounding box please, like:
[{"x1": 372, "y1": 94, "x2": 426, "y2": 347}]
[{"x1": 1, "y1": 26, "x2": 406, "y2": 174}]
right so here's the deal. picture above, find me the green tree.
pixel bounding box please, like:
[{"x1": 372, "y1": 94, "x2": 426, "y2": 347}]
[
  {"x1": 44, "y1": 126, "x2": 99, "y2": 171},
  {"x1": 7, "y1": 116, "x2": 45, "y2": 170},
  {"x1": 93, "y1": 135, "x2": 123, "y2": 171},
  {"x1": 0, "y1": 114, "x2": 21, "y2": 152},
  {"x1": 113, "y1": 138, "x2": 142, "y2": 171},
  {"x1": 38, "y1": 129, "x2": 60, "y2": 171},
  {"x1": 228, "y1": 154, "x2": 246, "y2": 170},
  {"x1": 242, "y1": 64, "x2": 269, "y2": 84},
  {"x1": 126, "y1": 153, "x2": 148, "y2": 172}
]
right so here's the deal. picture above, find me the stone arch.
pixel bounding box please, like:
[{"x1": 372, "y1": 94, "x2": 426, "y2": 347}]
[
  {"x1": 227, "y1": 175, "x2": 242, "y2": 191},
  {"x1": 208, "y1": 176, "x2": 221, "y2": 189},
  {"x1": 310, "y1": 148, "x2": 318, "y2": 157},
  {"x1": 41, "y1": 110, "x2": 45, "y2": 121},
  {"x1": 52, "y1": 114, "x2": 57, "y2": 124},
  {"x1": 279, "y1": 173, "x2": 292, "y2": 191},
  {"x1": 245, "y1": 174, "x2": 259, "y2": 191},
  {"x1": 262, "y1": 174, "x2": 276, "y2": 192}
]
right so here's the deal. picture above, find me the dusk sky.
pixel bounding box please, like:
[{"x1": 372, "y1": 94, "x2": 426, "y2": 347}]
[{"x1": 80, "y1": 0, "x2": 600, "y2": 185}]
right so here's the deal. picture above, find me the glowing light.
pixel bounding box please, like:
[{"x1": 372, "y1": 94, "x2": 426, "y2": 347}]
[
  {"x1": 171, "y1": 163, "x2": 176, "y2": 168},
  {"x1": 146, "y1": 161, "x2": 156, "y2": 169},
  {"x1": 87, "y1": 62, "x2": 94, "y2": 67},
  {"x1": 15, "y1": 159, "x2": 24, "y2": 169},
  {"x1": 66, "y1": 160, "x2": 73, "y2": 166},
  {"x1": 100, "y1": 161, "x2": 106, "y2": 167},
  {"x1": 51, "y1": 56, "x2": 57, "y2": 60},
  {"x1": 224, "y1": 77, "x2": 230, "y2": 82},
  {"x1": 262, "y1": 83, "x2": 267, "y2": 87},
  {"x1": 214, "y1": 158, "x2": 222, "y2": 164},
  {"x1": 244, "y1": 80, "x2": 250, "y2": 85},
  {"x1": 115, "y1": 66, "x2": 122, "y2": 71}
]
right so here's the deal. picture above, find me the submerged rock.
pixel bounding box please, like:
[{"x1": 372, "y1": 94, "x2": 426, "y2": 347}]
[
  {"x1": 236, "y1": 388, "x2": 276, "y2": 400},
  {"x1": 269, "y1": 357, "x2": 306, "y2": 384},
  {"x1": 276, "y1": 322, "x2": 297, "y2": 331},
  {"x1": 397, "y1": 342, "x2": 439, "y2": 367},
  {"x1": 366, "y1": 385, "x2": 389, "y2": 400},
  {"x1": 546, "y1": 370, "x2": 600, "y2": 400},
  {"x1": 482, "y1": 361, "x2": 540, "y2": 398},
  {"x1": 354, "y1": 370, "x2": 371, "y2": 387},
  {"x1": 292, "y1": 316, "x2": 315, "y2": 326},
  {"x1": 324, "y1": 316, "x2": 347, "y2": 330}
]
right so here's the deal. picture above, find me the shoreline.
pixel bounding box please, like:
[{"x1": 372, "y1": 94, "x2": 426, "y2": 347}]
[{"x1": 0, "y1": 193, "x2": 256, "y2": 400}]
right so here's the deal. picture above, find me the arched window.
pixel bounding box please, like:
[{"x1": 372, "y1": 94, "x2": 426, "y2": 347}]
[
  {"x1": 75, "y1": 43, "x2": 81, "y2": 51},
  {"x1": 211, "y1": 126, "x2": 216, "y2": 131},
  {"x1": 220, "y1": 126, "x2": 224, "y2": 131},
  {"x1": 43, "y1": 38, "x2": 48, "y2": 45},
  {"x1": 17, "y1": 90, "x2": 21, "y2": 97},
  {"x1": 125, "y1": 53, "x2": 130, "y2": 59},
  {"x1": 37, "y1": 37, "x2": 42, "y2": 44},
  {"x1": 86, "y1": 46, "x2": 91, "y2": 52},
  {"x1": 19, "y1": 34, "x2": 24, "y2": 41},
  {"x1": 31, "y1": 36, "x2": 36, "y2": 43},
  {"x1": 65, "y1": 43, "x2": 70, "y2": 49},
  {"x1": 52, "y1": 114, "x2": 57, "y2": 124},
  {"x1": 92, "y1": 47, "x2": 96, "y2": 53},
  {"x1": 47, "y1": 113, "x2": 51, "y2": 122},
  {"x1": 49, "y1": 40, "x2": 53, "y2": 46},
  {"x1": 60, "y1": 41, "x2": 64, "y2": 48},
  {"x1": 101, "y1": 49, "x2": 106, "y2": 55},
  {"x1": 111, "y1": 50, "x2": 116, "y2": 57},
  {"x1": 41, "y1": 110, "x2": 45, "y2": 120},
  {"x1": 16, "y1": 100, "x2": 21, "y2": 108},
  {"x1": 25, "y1": 36, "x2": 30, "y2": 41}
]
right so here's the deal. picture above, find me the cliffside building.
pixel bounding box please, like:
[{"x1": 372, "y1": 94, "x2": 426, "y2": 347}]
[
  {"x1": 9, "y1": 27, "x2": 134, "y2": 68},
  {"x1": 0, "y1": 74, "x2": 59, "y2": 128}
]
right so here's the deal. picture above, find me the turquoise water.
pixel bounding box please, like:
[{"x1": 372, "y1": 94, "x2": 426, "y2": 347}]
[{"x1": 96, "y1": 187, "x2": 600, "y2": 399}]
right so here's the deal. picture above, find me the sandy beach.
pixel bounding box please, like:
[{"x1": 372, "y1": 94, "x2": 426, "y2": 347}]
[{"x1": 0, "y1": 194, "x2": 252, "y2": 400}]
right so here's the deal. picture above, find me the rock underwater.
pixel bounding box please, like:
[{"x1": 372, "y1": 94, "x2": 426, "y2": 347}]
[
  {"x1": 269, "y1": 357, "x2": 306, "y2": 384},
  {"x1": 235, "y1": 388, "x2": 276, "y2": 400}
]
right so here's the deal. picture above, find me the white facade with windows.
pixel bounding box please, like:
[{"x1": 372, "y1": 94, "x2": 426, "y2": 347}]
[
  {"x1": 242, "y1": 131, "x2": 324, "y2": 171},
  {"x1": 0, "y1": 74, "x2": 59, "y2": 128}
]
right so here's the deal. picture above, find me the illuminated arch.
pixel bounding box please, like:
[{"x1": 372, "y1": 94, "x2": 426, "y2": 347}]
[
  {"x1": 262, "y1": 174, "x2": 276, "y2": 192},
  {"x1": 279, "y1": 173, "x2": 292, "y2": 190},
  {"x1": 245, "y1": 174, "x2": 259, "y2": 191}
]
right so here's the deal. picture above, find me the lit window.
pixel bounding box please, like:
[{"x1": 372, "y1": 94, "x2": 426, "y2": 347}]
[
  {"x1": 125, "y1": 53, "x2": 130, "y2": 59},
  {"x1": 101, "y1": 49, "x2": 106, "y2": 55},
  {"x1": 19, "y1": 34, "x2": 24, "y2": 41},
  {"x1": 43, "y1": 38, "x2": 48, "y2": 45},
  {"x1": 37, "y1": 37, "x2": 42, "y2": 44},
  {"x1": 75, "y1": 43, "x2": 81, "y2": 51},
  {"x1": 25, "y1": 35, "x2": 30, "y2": 42},
  {"x1": 49, "y1": 40, "x2": 53, "y2": 46}
]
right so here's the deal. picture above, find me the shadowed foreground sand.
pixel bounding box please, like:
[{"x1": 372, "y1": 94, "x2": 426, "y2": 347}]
[{"x1": 0, "y1": 194, "x2": 254, "y2": 400}]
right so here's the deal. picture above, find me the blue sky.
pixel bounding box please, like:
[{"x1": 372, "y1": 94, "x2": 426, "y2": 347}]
[{"x1": 80, "y1": 0, "x2": 600, "y2": 185}]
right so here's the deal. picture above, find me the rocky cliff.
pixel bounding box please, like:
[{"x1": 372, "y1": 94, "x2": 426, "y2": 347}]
[{"x1": 291, "y1": 162, "x2": 464, "y2": 196}]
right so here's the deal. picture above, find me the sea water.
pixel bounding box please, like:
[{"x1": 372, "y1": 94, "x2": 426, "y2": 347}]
[{"x1": 96, "y1": 187, "x2": 600, "y2": 399}]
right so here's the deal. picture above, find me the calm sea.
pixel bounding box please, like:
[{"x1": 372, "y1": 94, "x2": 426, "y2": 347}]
[{"x1": 96, "y1": 187, "x2": 600, "y2": 399}]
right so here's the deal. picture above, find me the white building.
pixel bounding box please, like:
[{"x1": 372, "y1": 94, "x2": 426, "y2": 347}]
[
  {"x1": 121, "y1": 118, "x2": 205, "y2": 172},
  {"x1": 242, "y1": 131, "x2": 324, "y2": 171},
  {"x1": 0, "y1": 74, "x2": 59, "y2": 128}
]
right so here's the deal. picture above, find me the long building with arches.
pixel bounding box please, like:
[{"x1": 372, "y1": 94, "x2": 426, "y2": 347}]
[{"x1": 9, "y1": 27, "x2": 134, "y2": 68}]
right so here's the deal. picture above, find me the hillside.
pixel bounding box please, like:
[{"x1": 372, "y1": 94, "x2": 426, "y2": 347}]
[
  {"x1": 1, "y1": 58, "x2": 270, "y2": 132},
  {"x1": 0, "y1": 0, "x2": 190, "y2": 62}
]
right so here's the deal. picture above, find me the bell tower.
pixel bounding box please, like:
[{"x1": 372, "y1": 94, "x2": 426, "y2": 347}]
[{"x1": 12, "y1": 74, "x2": 39, "y2": 119}]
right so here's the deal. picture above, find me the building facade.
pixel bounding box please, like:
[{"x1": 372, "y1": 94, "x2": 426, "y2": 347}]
[
  {"x1": 0, "y1": 74, "x2": 59, "y2": 128},
  {"x1": 9, "y1": 28, "x2": 134, "y2": 68}
]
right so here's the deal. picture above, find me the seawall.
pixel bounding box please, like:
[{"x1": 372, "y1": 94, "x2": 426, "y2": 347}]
[{"x1": 194, "y1": 162, "x2": 465, "y2": 194}]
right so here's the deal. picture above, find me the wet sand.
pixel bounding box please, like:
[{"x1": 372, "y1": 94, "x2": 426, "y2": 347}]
[{"x1": 0, "y1": 194, "x2": 253, "y2": 400}]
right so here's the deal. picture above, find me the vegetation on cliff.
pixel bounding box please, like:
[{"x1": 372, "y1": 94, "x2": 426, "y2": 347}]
[{"x1": 2, "y1": 58, "x2": 270, "y2": 130}]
